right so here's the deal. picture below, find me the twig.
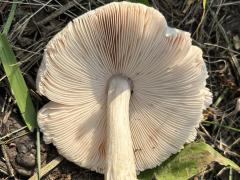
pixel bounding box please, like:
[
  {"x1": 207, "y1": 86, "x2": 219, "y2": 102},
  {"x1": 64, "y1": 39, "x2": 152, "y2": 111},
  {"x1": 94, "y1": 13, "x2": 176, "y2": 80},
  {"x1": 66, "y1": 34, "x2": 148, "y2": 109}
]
[
  {"x1": 216, "y1": 167, "x2": 229, "y2": 178},
  {"x1": 200, "y1": 124, "x2": 212, "y2": 140},
  {"x1": 2, "y1": 108, "x2": 12, "y2": 124},
  {"x1": 229, "y1": 138, "x2": 240, "y2": 150},
  {"x1": 0, "y1": 168, "x2": 8, "y2": 176},
  {"x1": 1, "y1": 144, "x2": 14, "y2": 177},
  {"x1": 204, "y1": 43, "x2": 240, "y2": 55},
  {"x1": 19, "y1": 0, "x2": 52, "y2": 28},
  {"x1": 37, "y1": 0, "x2": 82, "y2": 26},
  {"x1": 0, "y1": 126, "x2": 27, "y2": 141},
  {"x1": 225, "y1": 150, "x2": 240, "y2": 159},
  {"x1": 0, "y1": 132, "x2": 30, "y2": 145}
]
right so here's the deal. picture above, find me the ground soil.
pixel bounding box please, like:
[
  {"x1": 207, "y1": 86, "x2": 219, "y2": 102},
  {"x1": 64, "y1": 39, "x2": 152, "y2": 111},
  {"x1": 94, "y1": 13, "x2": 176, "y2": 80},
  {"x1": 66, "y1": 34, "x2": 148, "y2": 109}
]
[{"x1": 0, "y1": 0, "x2": 240, "y2": 179}]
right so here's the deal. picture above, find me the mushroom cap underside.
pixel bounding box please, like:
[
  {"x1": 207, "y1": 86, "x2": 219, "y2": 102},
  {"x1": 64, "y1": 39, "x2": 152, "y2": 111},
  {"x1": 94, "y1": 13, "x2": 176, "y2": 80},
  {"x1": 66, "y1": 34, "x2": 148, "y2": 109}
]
[{"x1": 37, "y1": 1, "x2": 212, "y2": 174}]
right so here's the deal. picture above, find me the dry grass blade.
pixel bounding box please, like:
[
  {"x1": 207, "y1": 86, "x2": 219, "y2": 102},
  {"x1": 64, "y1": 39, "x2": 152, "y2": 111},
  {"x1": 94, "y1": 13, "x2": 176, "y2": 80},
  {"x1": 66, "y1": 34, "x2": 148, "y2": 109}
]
[
  {"x1": 29, "y1": 156, "x2": 64, "y2": 180},
  {"x1": 1, "y1": 144, "x2": 14, "y2": 177},
  {"x1": 37, "y1": 0, "x2": 82, "y2": 26},
  {"x1": 195, "y1": 0, "x2": 207, "y2": 34},
  {"x1": 36, "y1": 127, "x2": 41, "y2": 180},
  {"x1": 0, "y1": 34, "x2": 37, "y2": 131}
]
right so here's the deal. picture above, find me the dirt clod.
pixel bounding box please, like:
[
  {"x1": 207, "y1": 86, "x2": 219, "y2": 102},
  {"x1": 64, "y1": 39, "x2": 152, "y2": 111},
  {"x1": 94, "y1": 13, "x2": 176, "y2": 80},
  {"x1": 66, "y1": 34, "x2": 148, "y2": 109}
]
[{"x1": 16, "y1": 153, "x2": 36, "y2": 168}]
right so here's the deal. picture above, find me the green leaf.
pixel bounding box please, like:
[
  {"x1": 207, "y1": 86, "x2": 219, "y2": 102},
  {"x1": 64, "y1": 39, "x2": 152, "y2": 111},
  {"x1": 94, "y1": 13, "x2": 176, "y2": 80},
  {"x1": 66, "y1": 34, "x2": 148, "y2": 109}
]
[
  {"x1": 0, "y1": 33, "x2": 37, "y2": 131},
  {"x1": 139, "y1": 142, "x2": 240, "y2": 180}
]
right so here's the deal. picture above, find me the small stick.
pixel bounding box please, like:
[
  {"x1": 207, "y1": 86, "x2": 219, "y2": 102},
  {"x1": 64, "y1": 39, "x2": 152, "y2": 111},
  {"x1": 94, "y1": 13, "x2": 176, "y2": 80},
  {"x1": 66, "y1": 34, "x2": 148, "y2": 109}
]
[
  {"x1": 0, "y1": 126, "x2": 27, "y2": 141},
  {"x1": 199, "y1": 124, "x2": 213, "y2": 141},
  {"x1": 1, "y1": 144, "x2": 14, "y2": 177},
  {"x1": 37, "y1": 0, "x2": 83, "y2": 26},
  {"x1": 216, "y1": 167, "x2": 229, "y2": 178},
  {"x1": 229, "y1": 138, "x2": 240, "y2": 150},
  {"x1": 225, "y1": 150, "x2": 240, "y2": 159},
  {"x1": 0, "y1": 132, "x2": 30, "y2": 145},
  {"x1": 0, "y1": 168, "x2": 8, "y2": 176}
]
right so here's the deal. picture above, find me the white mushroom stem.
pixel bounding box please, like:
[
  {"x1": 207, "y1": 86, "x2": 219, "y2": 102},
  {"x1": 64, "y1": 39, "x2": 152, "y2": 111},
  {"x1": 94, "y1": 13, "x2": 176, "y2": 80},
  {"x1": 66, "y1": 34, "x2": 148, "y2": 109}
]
[{"x1": 106, "y1": 76, "x2": 137, "y2": 180}]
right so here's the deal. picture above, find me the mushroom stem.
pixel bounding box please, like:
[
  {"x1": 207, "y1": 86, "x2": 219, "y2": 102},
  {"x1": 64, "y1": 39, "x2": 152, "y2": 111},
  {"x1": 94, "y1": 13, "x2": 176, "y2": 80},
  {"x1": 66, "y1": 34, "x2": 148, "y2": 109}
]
[{"x1": 106, "y1": 76, "x2": 137, "y2": 180}]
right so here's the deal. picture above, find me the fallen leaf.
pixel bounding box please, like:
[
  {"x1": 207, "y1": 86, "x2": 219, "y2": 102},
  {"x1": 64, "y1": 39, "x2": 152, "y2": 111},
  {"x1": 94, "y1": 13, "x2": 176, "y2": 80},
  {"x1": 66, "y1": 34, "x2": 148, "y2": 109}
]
[{"x1": 139, "y1": 141, "x2": 240, "y2": 180}]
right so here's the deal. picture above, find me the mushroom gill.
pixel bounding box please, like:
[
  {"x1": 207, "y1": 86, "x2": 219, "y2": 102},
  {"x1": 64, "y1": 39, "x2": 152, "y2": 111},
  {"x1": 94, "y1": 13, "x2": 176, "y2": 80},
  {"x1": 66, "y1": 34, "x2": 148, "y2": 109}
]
[{"x1": 36, "y1": 2, "x2": 212, "y2": 179}]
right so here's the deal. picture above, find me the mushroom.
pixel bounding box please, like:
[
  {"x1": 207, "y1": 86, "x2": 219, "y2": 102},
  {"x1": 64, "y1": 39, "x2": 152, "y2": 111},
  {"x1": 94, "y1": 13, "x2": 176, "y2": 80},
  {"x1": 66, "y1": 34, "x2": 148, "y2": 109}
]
[{"x1": 36, "y1": 2, "x2": 212, "y2": 179}]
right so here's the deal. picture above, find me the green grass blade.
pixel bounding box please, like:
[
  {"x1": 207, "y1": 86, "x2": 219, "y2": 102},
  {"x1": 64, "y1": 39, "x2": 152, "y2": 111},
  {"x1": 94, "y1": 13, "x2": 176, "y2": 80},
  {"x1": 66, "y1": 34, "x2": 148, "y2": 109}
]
[
  {"x1": 29, "y1": 156, "x2": 64, "y2": 180},
  {"x1": 2, "y1": 0, "x2": 18, "y2": 35},
  {"x1": 203, "y1": 120, "x2": 240, "y2": 133},
  {"x1": 0, "y1": 33, "x2": 37, "y2": 131}
]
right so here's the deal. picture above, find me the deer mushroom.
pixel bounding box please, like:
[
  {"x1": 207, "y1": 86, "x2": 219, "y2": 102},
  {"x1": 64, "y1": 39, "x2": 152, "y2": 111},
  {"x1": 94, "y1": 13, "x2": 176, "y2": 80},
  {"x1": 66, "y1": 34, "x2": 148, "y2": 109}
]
[{"x1": 36, "y1": 2, "x2": 212, "y2": 180}]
